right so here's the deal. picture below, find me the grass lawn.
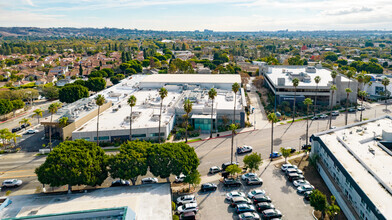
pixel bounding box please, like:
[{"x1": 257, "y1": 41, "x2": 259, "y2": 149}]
[{"x1": 187, "y1": 138, "x2": 202, "y2": 143}]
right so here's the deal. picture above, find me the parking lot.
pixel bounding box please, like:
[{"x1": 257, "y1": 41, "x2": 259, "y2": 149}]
[{"x1": 175, "y1": 158, "x2": 314, "y2": 220}]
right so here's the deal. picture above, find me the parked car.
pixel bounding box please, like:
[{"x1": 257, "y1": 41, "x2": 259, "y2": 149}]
[
  {"x1": 319, "y1": 114, "x2": 328, "y2": 119},
  {"x1": 11, "y1": 127, "x2": 21, "y2": 133},
  {"x1": 285, "y1": 168, "x2": 302, "y2": 176},
  {"x1": 241, "y1": 173, "x2": 257, "y2": 181},
  {"x1": 331, "y1": 111, "x2": 339, "y2": 116},
  {"x1": 110, "y1": 180, "x2": 130, "y2": 187},
  {"x1": 293, "y1": 179, "x2": 310, "y2": 187},
  {"x1": 223, "y1": 178, "x2": 242, "y2": 187},
  {"x1": 21, "y1": 124, "x2": 30, "y2": 129},
  {"x1": 252, "y1": 195, "x2": 272, "y2": 203},
  {"x1": 209, "y1": 166, "x2": 222, "y2": 174},
  {"x1": 25, "y1": 129, "x2": 38, "y2": 134},
  {"x1": 280, "y1": 164, "x2": 297, "y2": 172},
  {"x1": 303, "y1": 191, "x2": 312, "y2": 201},
  {"x1": 222, "y1": 162, "x2": 239, "y2": 171},
  {"x1": 269, "y1": 152, "x2": 282, "y2": 159},
  {"x1": 284, "y1": 147, "x2": 296, "y2": 153},
  {"x1": 297, "y1": 185, "x2": 315, "y2": 194},
  {"x1": 226, "y1": 191, "x2": 245, "y2": 200},
  {"x1": 311, "y1": 116, "x2": 319, "y2": 120},
  {"x1": 2, "y1": 179, "x2": 22, "y2": 187},
  {"x1": 175, "y1": 174, "x2": 186, "y2": 183},
  {"x1": 247, "y1": 177, "x2": 263, "y2": 186},
  {"x1": 231, "y1": 197, "x2": 253, "y2": 207},
  {"x1": 256, "y1": 202, "x2": 275, "y2": 212},
  {"x1": 348, "y1": 108, "x2": 356, "y2": 112},
  {"x1": 301, "y1": 144, "x2": 311, "y2": 151},
  {"x1": 331, "y1": 126, "x2": 337, "y2": 129},
  {"x1": 180, "y1": 211, "x2": 196, "y2": 220},
  {"x1": 177, "y1": 195, "x2": 196, "y2": 205},
  {"x1": 357, "y1": 106, "x2": 365, "y2": 111},
  {"x1": 200, "y1": 183, "x2": 217, "y2": 192},
  {"x1": 177, "y1": 203, "x2": 198, "y2": 214},
  {"x1": 239, "y1": 212, "x2": 260, "y2": 220},
  {"x1": 287, "y1": 173, "x2": 305, "y2": 182},
  {"x1": 247, "y1": 189, "x2": 266, "y2": 199},
  {"x1": 237, "y1": 145, "x2": 253, "y2": 154},
  {"x1": 141, "y1": 177, "x2": 158, "y2": 184},
  {"x1": 236, "y1": 204, "x2": 256, "y2": 214},
  {"x1": 261, "y1": 209, "x2": 282, "y2": 219}
]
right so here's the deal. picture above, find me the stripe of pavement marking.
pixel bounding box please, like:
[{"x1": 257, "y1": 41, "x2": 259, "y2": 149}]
[
  {"x1": 0, "y1": 174, "x2": 36, "y2": 179},
  {"x1": 0, "y1": 169, "x2": 35, "y2": 173}
]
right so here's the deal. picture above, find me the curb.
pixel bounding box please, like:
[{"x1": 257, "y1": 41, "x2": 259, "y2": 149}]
[
  {"x1": 0, "y1": 111, "x2": 30, "y2": 124},
  {"x1": 186, "y1": 129, "x2": 259, "y2": 144}
]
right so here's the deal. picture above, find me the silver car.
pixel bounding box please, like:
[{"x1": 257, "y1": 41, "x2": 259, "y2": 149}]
[{"x1": 2, "y1": 179, "x2": 22, "y2": 187}]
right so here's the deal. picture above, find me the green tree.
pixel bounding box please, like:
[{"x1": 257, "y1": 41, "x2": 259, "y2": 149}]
[
  {"x1": 303, "y1": 98, "x2": 313, "y2": 146},
  {"x1": 329, "y1": 85, "x2": 337, "y2": 129},
  {"x1": 324, "y1": 52, "x2": 338, "y2": 62},
  {"x1": 86, "y1": 77, "x2": 106, "y2": 92},
  {"x1": 243, "y1": 153, "x2": 263, "y2": 172},
  {"x1": 226, "y1": 164, "x2": 242, "y2": 178},
  {"x1": 32, "y1": 108, "x2": 44, "y2": 124},
  {"x1": 267, "y1": 113, "x2": 278, "y2": 160},
  {"x1": 280, "y1": 147, "x2": 291, "y2": 163},
  {"x1": 208, "y1": 88, "x2": 217, "y2": 138},
  {"x1": 127, "y1": 95, "x2": 137, "y2": 141},
  {"x1": 314, "y1": 76, "x2": 321, "y2": 116},
  {"x1": 158, "y1": 87, "x2": 168, "y2": 144},
  {"x1": 382, "y1": 77, "x2": 390, "y2": 111},
  {"x1": 232, "y1": 83, "x2": 240, "y2": 124},
  {"x1": 310, "y1": 190, "x2": 328, "y2": 219},
  {"x1": 95, "y1": 95, "x2": 105, "y2": 146},
  {"x1": 58, "y1": 117, "x2": 68, "y2": 128},
  {"x1": 184, "y1": 170, "x2": 201, "y2": 191},
  {"x1": 0, "y1": 99, "x2": 14, "y2": 115},
  {"x1": 59, "y1": 84, "x2": 89, "y2": 103},
  {"x1": 292, "y1": 78, "x2": 300, "y2": 121},
  {"x1": 48, "y1": 102, "x2": 61, "y2": 151},
  {"x1": 35, "y1": 139, "x2": 108, "y2": 192},
  {"x1": 229, "y1": 123, "x2": 238, "y2": 164},
  {"x1": 183, "y1": 99, "x2": 193, "y2": 142},
  {"x1": 358, "y1": 91, "x2": 368, "y2": 122},
  {"x1": 41, "y1": 86, "x2": 59, "y2": 100},
  {"x1": 108, "y1": 140, "x2": 150, "y2": 185},
  {"x1": 331, "y1": 70, "x2": 338, "y2": 85},
  {"x1": 79, "y1": 63, "x2": 83, "y2": 76},
  {"x1": 19, "y1": 118, "x2": 31, "y2": 130},
  {"x1": 344, "y1": 88, "x2": 352, "y2": 125},
  {"x1": 326, "y1": 196, "x2": 341, "y2": 219}
]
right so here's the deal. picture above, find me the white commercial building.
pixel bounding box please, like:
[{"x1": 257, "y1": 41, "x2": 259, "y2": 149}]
[
  {"x1": 363, "y1": 74, "x2": 392, "y2": 100},
  {"x1": 311, "y1": 116, "x2": 392, "y2": 220}
]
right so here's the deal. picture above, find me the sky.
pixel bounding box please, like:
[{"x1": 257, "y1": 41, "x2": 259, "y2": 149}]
[{"x1": 0, "y1": 0, "x2": 391, "y2": 31}]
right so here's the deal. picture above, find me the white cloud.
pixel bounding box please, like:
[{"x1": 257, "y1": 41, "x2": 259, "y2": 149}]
[{"x1": 24, "y1": 0, "x2": 34, "y2": 6}]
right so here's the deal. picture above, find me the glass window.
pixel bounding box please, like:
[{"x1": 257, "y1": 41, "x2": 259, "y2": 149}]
[
  {"x1": 94, "y1": 136, "x2": 109, "y2": 141},
  {"x1": 82, "y1": 137, "x2": 90, "y2": 141},
  {"x1": 132, "y1": 134, "x2": 146, "y2": 138}
]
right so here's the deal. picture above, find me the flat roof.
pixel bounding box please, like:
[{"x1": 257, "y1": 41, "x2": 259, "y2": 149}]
[
  {"x1": 140, "y1": 74, "x2": 241, "y2": 84},
  {"x1": 316, "y1": 117, "x2": 392, "y2": 218},
  {"x1": 265, "y1": 66, "x2": 349, "y2": 88},
  {"x1": 0, "y1": 183, "x2": 172, "y2": 220}
]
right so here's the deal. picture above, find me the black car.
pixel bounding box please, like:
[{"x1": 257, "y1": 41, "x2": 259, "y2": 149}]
[
  {"x1": 222, "y1": 162, "x2": 239, "y2": 171},
  {"x1": 348, "y1": 108, "x2": 356, "y2": 112},
  {"x1": 287, "y1": 173, "x2": 305, "y2": 182},
  {"x1": 301, "y1": 144, "x2": 311, "y2": 151},
  {"x1": 285, "y1": 147, "x2": 296, "y2": 153},
  {"x1": 201, "y1": 183, "x2": 217, "y2": 192},
  {"x1": 110, "y1": 180, "x2": 130, "y2": 187},
  {"x1": 256, "y1": 202, "x2": 275, "y2": 212},
  {"x1": 21, "y1": 124, "x2": 30, "y2": 129},
  {"x1": 304, "y1": 191, "x2": 312, "y2": 201},
  {"x1": 180, "y1": 211, "x2": 196, "y2": 220},
  {"x1": 11, "y1": 127, "x2": 21, "y2": 133},
  {"x1": 252, "y1": 195, "x2": 272, "y2": 204},
  {"x1": 261, "y1": 209, "x2": 282, "y2": 219},
  {"x1": 223, "y1": 178, "x2": 242, "y2": 187}
]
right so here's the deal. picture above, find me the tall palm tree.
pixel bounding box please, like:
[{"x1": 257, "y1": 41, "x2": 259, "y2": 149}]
[
  {"x1": 382, "y1": 77, "x2": 390, "y2": 111},
  {"x1": 229, "y1": 123, "x2": 238, "y2": 164},
  {"x1": 208, "y1": 88, "x2": 217, "y2": 138},
  {"x1": 292, "y1": 78, "x2": 300, "y2": 121},
  {"x1": 158, "y1": 87, "x2": 168, "y2": 144},
  {"x1": 358, "y1": 91, "x2": 368, "y2": 122},
  {"x1": 267, "y1": 113, "x2": 278, "y2": 161},
  {"x1": 32, "y1": 109, "x2": 44, "y2": 124},
  {"x1": 95, "y1": 95, "x2": 105, "y2": 146},
  {"x1": 303, "y1": 98, "x2": 313, "y2": 146},
  {"x1": 331, "y1": 71, "x2": 338, "y2": 85},
  {"x1": 346, "y1": 70, "x2": 355, "y2": 89},
  {"x1": 127, "y1": 95, "x2": 137, "y2": 141},
  {"x1": 183, "y1": 99, "x2": 193, "y2": 142},
  {"x1": 232, "y1": 83, "x2": 240, "y2": 125},
  {"x1": 8, "y1": 132, "x2": 20, "y2": 148},
  {"x1": 19, "y1": 118, "x2": 31, "y2": 130},
  {"x1": 48, "y1": 102, "x2": 61, "y2": 151},
  {"x1": 357, "y1": 73, "x2": 365, "y2": 92},
  {"x1": 329, "y1": 85, "x2": 337, "y2": 129},
  {"x1": 345, "y1": 88, "x2": 352, "y2": 125},
  {"x1": 314, "y1": 76, "x2": 321, "y2": 116}
]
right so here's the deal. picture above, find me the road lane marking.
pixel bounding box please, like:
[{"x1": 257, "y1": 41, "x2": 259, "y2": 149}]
[
  {"x1": 0, "y1": 169, "x2": 35, "y2": 173},
  {"x1": 0, "y1": 174, "x2": 36, "y2": 179}
]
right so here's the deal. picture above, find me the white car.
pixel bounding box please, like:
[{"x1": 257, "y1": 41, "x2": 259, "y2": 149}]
[
  {"x1": 237, "y1": 145, "x2": 253, "y2": 154},
  {"x1": 297, "y1": 184, "x2": 315, "y2": 194},
  {"x1": 247, "y1": 189, "x2": 266, "y2": 199},
  {"x1": 246, "y1": 177, "x2": 263, "y2": 185},
  {"x1": 177, "y1": 203, "x2": 198, "y2": 214},
  {"x1": 281, "y1": 164, "x2": 297, "y2": 172},
  {"x1": 293, "y1": 179, "x2": 310, "y2": 187},
  {"x1": 26, "y1": 129, "x2": 38, "y2": 134},
  {"x1": 319, "y1": 114, "x2": 328, "y2": 119},
  {"x1": 2, "y1": 179, "x2": 22, "y2": 187},
  {"x1": 141, "y1": 177, "x2": 158, "y2": 184},
  {"x1": 285, "y1": 168, "x2": 302, "y2": 176},
  {"x1": 226, "y1": 191, "x2": 245, "y2": 200},
  {"x1": 209, "y1": 166, "x2": 222, "y2": 174},
  {"x1": 177, "y1": 195, "x2": 196, "y2": 205},
  {"x1": 174, "y1": 174, "x2": 186, "y2": 183},
  {"x1": 241, "y1": 173, "x2": 257, "y2": 181}
]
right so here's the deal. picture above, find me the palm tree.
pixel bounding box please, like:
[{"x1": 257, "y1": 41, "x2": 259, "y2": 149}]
[
  {"x1": 95, "y1": 95, "x2": 105, "y2": 146},
  {"x1": 158, "y1": 87, "x2": 168, "y2": 144},
  {"x1": 357, "y1": 73, "x2": 365, "y2": 92},
  {"x1": 267, "y1": 113, "x2": 278, "y2": 161},
  {"x1": 8, "y1": 132, "x2": 20, "y2": 148},
  {"x1": 303, "y1": 98, "x2": 313, "y2": 146},
  {"x1": 183, "y1": 99, "x2": 193, "y2": 142},
  {"x1": 208, "y1": 88, "x2": 217, "y2": 138},
  {"x1": 127, "y1": 95, "x2": 137, "y2": 141},
  {"x1": 329, "y1": 85, "x2": 337, "y2": 129},
  {"x1": 32, "y1": 109, "x2": 44, "y2": 124},
  {"x1": 344, "y1": 88, "x2": 352, "y2": 125},
  {"x1": 19, "y1": 118, "x2": 31, "y2": 130},
  {"x1": 314, "y1": 76, "x2": 321, "y2": 116},
  {"x1": 358, "y1": 91, "x2": 368, "y2": 122},
  {"x1": 346, "y1": 70, "x2": 355, "y2": 88},
  {"x1": 229, "y1": 123, "x2": 238, "y2": 164},
  {"x1": 292, "y1": 78, "x2": 300, "y2": 121},
  {"x1": 232, "y1": 83, "x2": 240, "y2": 125},
  {"x1": 382, "y1": 77, "x2": 390, "y2": 111},
  {"x1": 48, "y1": 102, "x2": 61, "y2": 151},
  {"x1": 58, "y1": 117, "x2": 68, "y2": 127},
  {"x1": 331, "y1": 71, "x2": 338, "y2": 85}
]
